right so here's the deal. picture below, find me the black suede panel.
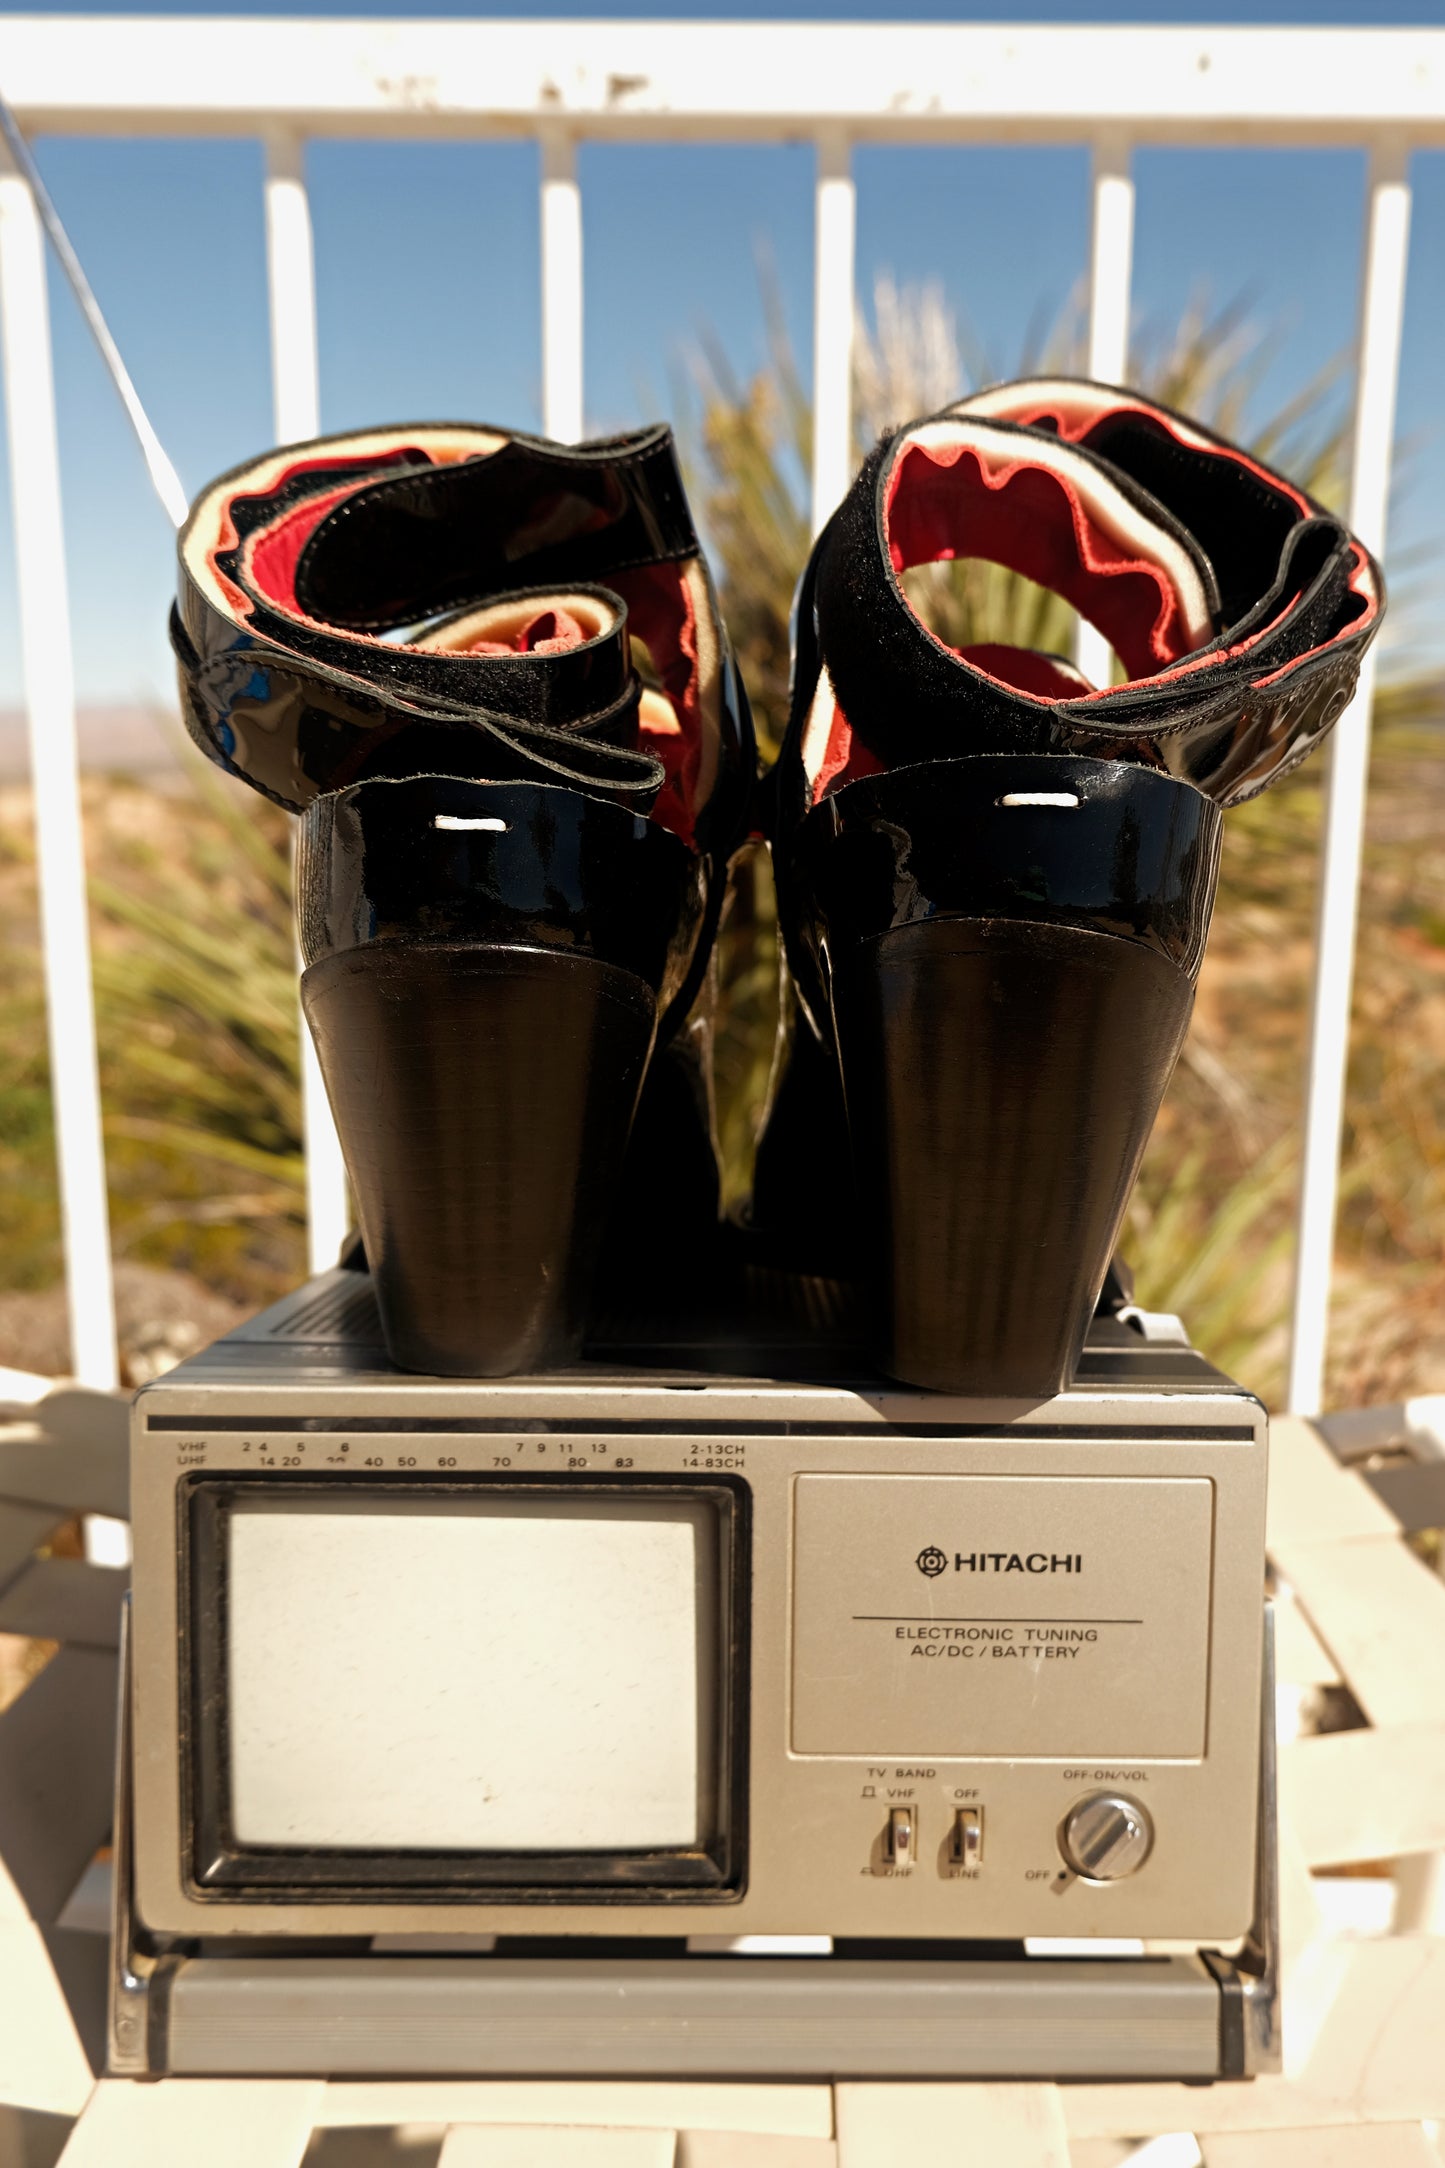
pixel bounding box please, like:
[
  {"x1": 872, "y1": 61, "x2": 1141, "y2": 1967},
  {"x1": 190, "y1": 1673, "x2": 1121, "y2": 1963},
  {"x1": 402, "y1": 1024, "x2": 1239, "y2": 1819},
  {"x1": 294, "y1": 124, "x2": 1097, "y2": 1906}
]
[
  {"x1": 781, "y1": 385, "x2": 1383, "y2": 823},
  {"x1": 237, "y1": 581, "x2": 634, "y2": 734},
  {"x1": 813, "y1": 422, "x2": 1222, "y2": 771},
  {"x1": 296, "y1": 429, "x2": 699, "y2": 632},
  {"x1": 814, "y1": 440, "x2": 1052, "y2": 769},
  {"x1": 1081, "y1": 410, "x2": 1302, "y2": 628}
]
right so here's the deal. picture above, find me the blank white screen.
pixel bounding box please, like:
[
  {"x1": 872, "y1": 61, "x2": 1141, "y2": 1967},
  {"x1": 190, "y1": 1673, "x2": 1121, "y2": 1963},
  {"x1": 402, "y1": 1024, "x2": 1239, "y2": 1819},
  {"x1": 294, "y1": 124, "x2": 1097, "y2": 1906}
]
[{"x1": 226, "y1": 1496, "x2": 715, "y2": 1851}]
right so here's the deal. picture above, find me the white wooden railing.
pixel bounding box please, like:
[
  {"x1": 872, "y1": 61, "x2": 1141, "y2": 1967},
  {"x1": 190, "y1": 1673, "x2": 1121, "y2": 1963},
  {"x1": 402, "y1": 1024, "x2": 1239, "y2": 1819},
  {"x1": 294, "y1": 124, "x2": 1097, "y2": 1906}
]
[{"x1": 2, "y1": 19, "x2": 1442, "y2": 1408}]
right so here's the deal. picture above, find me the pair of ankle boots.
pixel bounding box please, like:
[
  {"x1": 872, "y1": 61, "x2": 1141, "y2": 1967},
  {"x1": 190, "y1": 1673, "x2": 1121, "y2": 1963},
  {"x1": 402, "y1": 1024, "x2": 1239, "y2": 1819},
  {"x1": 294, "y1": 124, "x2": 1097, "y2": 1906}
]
[{"x1": 173, "y1": 380, "x2": 1382, "y2": 1395}]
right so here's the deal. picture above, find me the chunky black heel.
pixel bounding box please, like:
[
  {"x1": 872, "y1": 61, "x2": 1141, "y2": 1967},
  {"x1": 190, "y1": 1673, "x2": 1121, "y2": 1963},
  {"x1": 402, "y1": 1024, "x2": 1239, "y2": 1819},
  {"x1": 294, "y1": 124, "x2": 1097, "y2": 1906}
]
[
  {"x1": 303, "y1": 942, "x2": 655, "y2": 1375},
  {"x1": 835, "y1": 918, "x2": 1194, "y2": 1396}
]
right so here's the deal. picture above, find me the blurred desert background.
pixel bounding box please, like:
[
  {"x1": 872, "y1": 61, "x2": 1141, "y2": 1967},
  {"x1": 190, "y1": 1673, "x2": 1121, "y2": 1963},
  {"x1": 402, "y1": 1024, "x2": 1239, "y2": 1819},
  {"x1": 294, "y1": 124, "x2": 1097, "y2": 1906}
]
[{"x1": 3, "y1": 281, "x2": 1442, "y2": 1408}]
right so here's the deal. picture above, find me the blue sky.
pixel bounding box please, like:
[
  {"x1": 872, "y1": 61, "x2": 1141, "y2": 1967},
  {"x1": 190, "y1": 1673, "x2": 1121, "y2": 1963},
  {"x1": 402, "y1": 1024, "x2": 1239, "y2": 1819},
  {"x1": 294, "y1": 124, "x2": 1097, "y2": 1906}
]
[{"x1": 1, "y1": 0, "x2": 1443, "y2": 707}]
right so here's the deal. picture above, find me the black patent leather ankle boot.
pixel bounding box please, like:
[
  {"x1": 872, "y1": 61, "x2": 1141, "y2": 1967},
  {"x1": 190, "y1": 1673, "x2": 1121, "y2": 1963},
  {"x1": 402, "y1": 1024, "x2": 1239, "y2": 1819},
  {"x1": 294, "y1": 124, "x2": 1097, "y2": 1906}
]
[
  {"x1": 757, "y1": 379, "x2": 1384, "y2": 1397},
  {"x1": 174, "y1": 423, "x2": 753, "y2": 1375}
]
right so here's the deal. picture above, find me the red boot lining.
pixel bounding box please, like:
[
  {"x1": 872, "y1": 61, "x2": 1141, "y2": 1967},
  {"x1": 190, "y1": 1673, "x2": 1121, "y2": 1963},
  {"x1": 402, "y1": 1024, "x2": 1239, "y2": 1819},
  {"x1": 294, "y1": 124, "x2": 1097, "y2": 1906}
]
[
  {"x1": 610, "y1": 562, "x2": 703, "y2": 847},
  {"x1": 247, "y1": 478, "x2": 375, "y2": 617},
  {"x1": 463, "y1": 606, "x2": 596, "y2": 658},
  {"x1": 810, "y1": 678, "x2": 883, "y2": 801},
  {"x1": 209, "y1": 447, "x2": 439, "y2": 625},
  {"x1": 956, "y1": 643, "x2": 1095, "y2": 698},
  {"x1": 883, "y1": 432, "x2": 1205, "y2": 683}
]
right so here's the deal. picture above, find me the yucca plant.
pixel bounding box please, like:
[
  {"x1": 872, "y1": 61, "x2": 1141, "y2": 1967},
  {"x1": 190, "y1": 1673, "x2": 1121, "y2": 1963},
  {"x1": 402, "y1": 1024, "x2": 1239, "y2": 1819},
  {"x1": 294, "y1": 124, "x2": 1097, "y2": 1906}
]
[
  {"x1": 0, "y1": 748, "x2": 309, "y2": 1312},
  {"x1": 88, "y1": 752, "x2": 307, "y2": 1304},
  {"x1": 688, "y1": 270, "x2": 1353, "y2": 740}
]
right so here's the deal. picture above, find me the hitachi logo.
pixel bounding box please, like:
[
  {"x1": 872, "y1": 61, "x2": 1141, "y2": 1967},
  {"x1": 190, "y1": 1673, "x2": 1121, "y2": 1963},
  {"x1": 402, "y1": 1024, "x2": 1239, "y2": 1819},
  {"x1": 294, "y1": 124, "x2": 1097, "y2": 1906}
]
[
  {"x1": 916, "y1": 1546, "x2": 1082, "y2": 1577},
  {"x1": 955, "y1": 1552, "x2": 1082, "y2": 1574}
]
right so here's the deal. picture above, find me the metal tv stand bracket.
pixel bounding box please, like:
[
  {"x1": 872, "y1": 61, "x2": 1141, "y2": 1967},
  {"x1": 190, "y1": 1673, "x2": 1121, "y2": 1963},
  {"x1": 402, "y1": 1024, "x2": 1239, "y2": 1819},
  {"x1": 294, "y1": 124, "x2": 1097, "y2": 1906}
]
[{"x1": 112, "y1": 1270, "x2": 1279, "y2": 2081}]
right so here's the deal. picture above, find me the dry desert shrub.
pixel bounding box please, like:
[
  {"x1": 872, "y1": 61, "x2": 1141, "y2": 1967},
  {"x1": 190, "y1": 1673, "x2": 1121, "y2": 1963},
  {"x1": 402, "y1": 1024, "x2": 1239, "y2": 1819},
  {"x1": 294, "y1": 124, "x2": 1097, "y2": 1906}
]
[{"x1": 0, "y1": 279, "x2": 1440, "y2": 1408}]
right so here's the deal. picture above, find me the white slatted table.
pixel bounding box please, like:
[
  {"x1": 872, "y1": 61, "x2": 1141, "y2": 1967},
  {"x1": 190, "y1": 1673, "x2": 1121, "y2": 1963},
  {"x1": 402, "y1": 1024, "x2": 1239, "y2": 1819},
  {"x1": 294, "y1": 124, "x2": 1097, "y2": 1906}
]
[{"x1": 1, "y1": 1396, "x2": 1441, "y2": 2166}]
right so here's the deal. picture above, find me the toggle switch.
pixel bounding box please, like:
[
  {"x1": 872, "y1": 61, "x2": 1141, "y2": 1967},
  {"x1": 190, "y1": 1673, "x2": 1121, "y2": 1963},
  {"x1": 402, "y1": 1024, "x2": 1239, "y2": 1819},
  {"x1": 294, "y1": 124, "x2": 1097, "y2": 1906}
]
[
  {"x1": 950, "y1": 1806, "x2": 984, "y2": 1867},
  {"x1": 885, "y1": 1806, "x2": 915, "y2": 1866}
]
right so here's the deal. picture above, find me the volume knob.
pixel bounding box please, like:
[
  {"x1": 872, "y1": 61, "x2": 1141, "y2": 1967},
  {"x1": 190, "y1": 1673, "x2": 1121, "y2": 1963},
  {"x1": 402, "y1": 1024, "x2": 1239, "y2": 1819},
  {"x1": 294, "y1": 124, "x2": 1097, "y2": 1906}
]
[{"x1": 1060, "y1": 1792, "x2": 1154, "y2": 1881}]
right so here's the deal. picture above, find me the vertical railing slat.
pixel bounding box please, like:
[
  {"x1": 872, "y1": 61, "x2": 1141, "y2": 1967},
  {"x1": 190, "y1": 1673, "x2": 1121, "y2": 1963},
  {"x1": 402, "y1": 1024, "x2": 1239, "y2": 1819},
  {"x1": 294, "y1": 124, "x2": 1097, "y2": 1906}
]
[
  {"x1": 811, "y1": 128, "x2": 856, "y2": 537},
  {"x1": 1286, "y1": 142, "x2": 1413, "y2": 1416},
  {"x1": 1076, "y1": 133, "x2": 1135, "y2": 690},
  {"x1": 263, "y1": 129, "x2": 351, "y2": 1276},
  {"x1": 264, "y1": 130, "x2": 321, "y2": 444},
  {"x1": 541, "y1": 130, "x2": 584, "y2": 443},
  {"x1": 0, "y1": 154, "x2": 118, "y2": 1388}
]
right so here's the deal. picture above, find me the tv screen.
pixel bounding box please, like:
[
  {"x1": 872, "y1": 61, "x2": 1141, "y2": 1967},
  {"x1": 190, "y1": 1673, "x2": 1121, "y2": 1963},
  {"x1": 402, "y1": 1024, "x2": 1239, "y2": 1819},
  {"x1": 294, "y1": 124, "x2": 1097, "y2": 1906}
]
[{"x1": 225, "y1": 1492, "x2": 721, "y2": 1852}]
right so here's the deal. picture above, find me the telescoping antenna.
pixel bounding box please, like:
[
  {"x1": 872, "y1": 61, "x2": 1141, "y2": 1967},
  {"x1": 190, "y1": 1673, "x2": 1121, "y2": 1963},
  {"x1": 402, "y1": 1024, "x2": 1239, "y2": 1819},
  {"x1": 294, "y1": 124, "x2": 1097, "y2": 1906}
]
[{"x1": 0, "y1": 86, "x2": 189, "y2": 527}]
